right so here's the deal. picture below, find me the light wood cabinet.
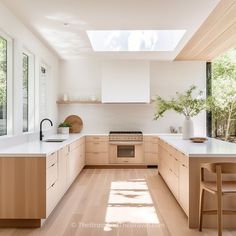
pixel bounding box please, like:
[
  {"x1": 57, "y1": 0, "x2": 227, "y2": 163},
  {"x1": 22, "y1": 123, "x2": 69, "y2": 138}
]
[
  {"x1": 58, "y1": 145, "x2": 69, "y2": 198},
  {"x1": 0, "y1": 136, "x2": 93, "y2": 227},
  {"x1": 144, "y1": 136, "x2": 159, "y2": 165},
  {"x1": 158, "y1": 139, "x2": 189, "y2": 216},
  {"x1": 179, "y1": 162, "x2": 189, "y2": 214},
  {"x1": 46, "y1": 152, "x2": 59, "y2": 217},
  {"x1": 86, "y1": 136, "x2": 109, "y2": 165},
  {"x1": 68, "y1": 137, "x2": 85, "y2": 184}
]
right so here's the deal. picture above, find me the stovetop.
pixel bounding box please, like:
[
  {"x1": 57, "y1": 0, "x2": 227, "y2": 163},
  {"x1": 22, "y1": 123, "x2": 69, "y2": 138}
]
[
  {"x1": 109, "y1": 131, "x2": 143, "y2": 135},
  {"x1": 109, "y1": 131, "x2": 143, "y2": 142}
]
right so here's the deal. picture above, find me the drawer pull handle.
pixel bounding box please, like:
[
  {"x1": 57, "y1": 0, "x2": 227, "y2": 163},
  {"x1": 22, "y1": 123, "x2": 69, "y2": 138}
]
[
  {"x1": 182, "y1": 164, "x2": 186, "y2": 167},
  {"x1": 51, "y1": 183, "x2": 55, "y2": 187},
  {"x1": 50, "y1": 163, "x2": 55, "y2": 167},
  {"x1": 94, "y1": 142, "x2": 100, "y2": 145}
]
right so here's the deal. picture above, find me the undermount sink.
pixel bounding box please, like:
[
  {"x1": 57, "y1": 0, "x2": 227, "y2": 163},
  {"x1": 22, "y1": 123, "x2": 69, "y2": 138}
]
[{"x1": 43, "y1": 138, "x2": 67, "y2": 142}]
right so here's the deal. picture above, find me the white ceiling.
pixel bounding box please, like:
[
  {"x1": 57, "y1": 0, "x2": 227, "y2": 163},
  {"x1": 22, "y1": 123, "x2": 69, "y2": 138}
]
[{"x1": 2, "y1": 0, "x2": 220, "y2": 60}]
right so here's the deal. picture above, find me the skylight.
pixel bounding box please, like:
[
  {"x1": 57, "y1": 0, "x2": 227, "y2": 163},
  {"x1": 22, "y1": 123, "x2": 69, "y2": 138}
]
[{"x1": 86, "y1": 30, "x2": 186, "y2": 52}]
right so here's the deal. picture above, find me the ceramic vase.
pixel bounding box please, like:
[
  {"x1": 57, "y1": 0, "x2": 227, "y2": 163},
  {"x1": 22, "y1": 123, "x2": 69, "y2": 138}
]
[{"x1": 182, "y1": 116, "x2": 194, "y2": 139}]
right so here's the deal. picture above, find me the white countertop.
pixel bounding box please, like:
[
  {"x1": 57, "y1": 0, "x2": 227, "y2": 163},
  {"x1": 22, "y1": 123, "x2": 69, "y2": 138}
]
[
  {"x1": 1, "y1": 132, "x2": 236, "y2": 158},
  {"x1": 158, "y1": 134, "x2": 236, "y2": 158},
  {"x1": 0, "y1": 133, "x2": 85, "y2": 157}
]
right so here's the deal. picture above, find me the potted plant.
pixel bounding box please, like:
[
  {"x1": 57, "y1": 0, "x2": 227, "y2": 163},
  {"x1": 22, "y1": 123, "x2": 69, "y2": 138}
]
[
  {"x1": 58, "y1": 121, "x2": 71, "y2": 134},
  {"x1": 154, "y1": 85, "x2": 207, "y2": 139}
]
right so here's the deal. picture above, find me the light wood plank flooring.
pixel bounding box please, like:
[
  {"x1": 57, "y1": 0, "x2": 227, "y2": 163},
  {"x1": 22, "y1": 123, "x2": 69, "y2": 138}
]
[{"x1": 0, "y1": 168, "x2": 235, "y2": 236}]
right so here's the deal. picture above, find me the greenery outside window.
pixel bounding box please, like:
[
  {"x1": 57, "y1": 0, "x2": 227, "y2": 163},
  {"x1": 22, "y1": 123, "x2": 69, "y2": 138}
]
[
  {"x1": 23, "y1": 53, "x2": 29, "y2": 132},
  {"x1": 208, "y1": 48, "x2": 236, "y2": 142},
  {"x1": 0, "y1": 31, "x2": 12, "y2": 136},
  {"x1": 22, "y1": 49, "x2": 35, "y2": 133}
]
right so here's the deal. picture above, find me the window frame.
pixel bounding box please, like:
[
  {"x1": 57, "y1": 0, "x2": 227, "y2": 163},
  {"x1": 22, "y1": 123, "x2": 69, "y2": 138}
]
[
  {"x1": 22, "y1": 48, "x2": 35, "y2": 133},
  {"x1": 0, "y1": 30, "x2": 13, "y2": 136}
]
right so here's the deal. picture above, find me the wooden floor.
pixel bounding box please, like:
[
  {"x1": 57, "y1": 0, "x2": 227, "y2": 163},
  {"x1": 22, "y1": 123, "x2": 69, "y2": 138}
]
[{"x1": 0, "y1": 168, "x2": 235, "y2": 236}]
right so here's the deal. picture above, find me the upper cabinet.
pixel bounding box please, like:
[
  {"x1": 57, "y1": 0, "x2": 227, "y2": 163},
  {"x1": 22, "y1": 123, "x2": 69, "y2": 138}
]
[{"x1": 101, "y1": 60, "x2": 150, "y2": 103}]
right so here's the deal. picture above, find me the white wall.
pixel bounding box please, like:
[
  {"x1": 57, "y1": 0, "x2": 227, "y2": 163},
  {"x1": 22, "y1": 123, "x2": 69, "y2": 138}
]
[
  {"x1": 0, "y1": 2, "x2": 59, "y2": 139},
  {"x1": 102, "y1": 60, "x2": 150, "y2": 103},
  {"x1": 59, "y1": 59, "x2": 207, "y2": 135}
]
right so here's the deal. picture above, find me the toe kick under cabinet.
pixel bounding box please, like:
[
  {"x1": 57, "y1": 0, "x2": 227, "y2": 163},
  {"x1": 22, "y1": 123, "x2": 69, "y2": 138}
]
[{"x1": 0, "y1": 137, "x2": 85, "y2": 228}]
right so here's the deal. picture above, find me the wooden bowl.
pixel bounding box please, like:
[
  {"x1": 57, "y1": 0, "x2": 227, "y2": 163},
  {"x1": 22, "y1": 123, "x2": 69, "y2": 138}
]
[{"x1": 190, "y1": 137, "x2": 208, "y2": 143}]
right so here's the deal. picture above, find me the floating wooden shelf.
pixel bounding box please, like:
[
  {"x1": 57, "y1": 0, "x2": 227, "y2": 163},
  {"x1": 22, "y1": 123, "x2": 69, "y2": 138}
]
[
  {"x1": 57, "y1": 100, "x2": 102, "y2": 104},
  {"x1": 57, "y1": 100, "x2": 155, "y2": 104}
]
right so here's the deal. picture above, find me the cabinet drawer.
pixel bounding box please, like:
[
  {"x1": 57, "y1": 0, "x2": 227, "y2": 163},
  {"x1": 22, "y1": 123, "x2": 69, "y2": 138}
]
[
  {"x1": 47, "y1": 163, "x2": 58, "y2": 190},
  {"x1": 47, "y1": 152, "x2": 57, "y2": 169},
  {"x1": 170, "y1": 172, "x2": 179, "y2": 199},
  {"x1": 86, "y1": 153, "x2": 109, "y2": 165},
  {"x1": 46, "y1": 181, "x2": 58, "y2": 217},
  {"x1": 178, "y1": 151, "x2": 188, "y2": 167},
  {"x1": 145, "y1": 153, "x2": 158, "y2": 165},
  {"x1": 78, "y1": 137, "x2": 85, "y2": 145},
  {"x1": 173, "y1": 156, "x2": 179, "y2": 176},
  {"x1": 144, "y1": 142, "x2": 158, "y2": 153},
  {"x1": 144, "y1": 136, "x2": 159, "y2": 143},
  {"x1": 86, "y1": 136, "x2": 108, "y2": 142},
  {"x1": 86, "y1": 141, "x2": 108, "y2": 153},
  {"x1": 60, "y1": 145, "x2": 69, "y2": 157},
  {"x1": 70, "y1": 140, "x2": 80, "y2": 152}
]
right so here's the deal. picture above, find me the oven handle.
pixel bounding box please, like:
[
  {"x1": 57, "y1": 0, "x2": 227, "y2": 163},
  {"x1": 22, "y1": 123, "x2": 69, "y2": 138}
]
[{"x1": 109, "y1": 141, "x2": 143, "y2": 145}]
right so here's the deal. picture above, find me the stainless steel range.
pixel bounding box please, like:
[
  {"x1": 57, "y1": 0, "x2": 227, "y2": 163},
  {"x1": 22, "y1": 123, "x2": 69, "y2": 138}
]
[{"x1": 109, "y1": 131, "x2": 144, "y2": 164}]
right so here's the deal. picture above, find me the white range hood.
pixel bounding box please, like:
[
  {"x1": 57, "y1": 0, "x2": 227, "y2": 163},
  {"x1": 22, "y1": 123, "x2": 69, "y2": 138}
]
[{"x1": 101, "y1": 60, "x2": 150, "y2": 103}]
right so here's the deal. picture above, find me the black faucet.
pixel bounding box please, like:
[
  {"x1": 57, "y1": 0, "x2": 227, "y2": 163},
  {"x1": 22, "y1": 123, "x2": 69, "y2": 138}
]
[{"x1": 40, "y1": 118, "x2": 53, "y2": 141}]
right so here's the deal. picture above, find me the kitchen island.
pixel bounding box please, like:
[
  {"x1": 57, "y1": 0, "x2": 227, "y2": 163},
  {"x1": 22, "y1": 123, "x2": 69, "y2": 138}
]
[{"x1": 158, "y1": 135, "x2": 236, "y2": 229}]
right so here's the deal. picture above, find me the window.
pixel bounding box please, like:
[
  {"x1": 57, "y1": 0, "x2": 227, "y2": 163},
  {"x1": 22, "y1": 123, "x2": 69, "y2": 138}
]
[
  {"x1": 0, "y1": 36, "x2": 7, "y2": 135},
  {"x1": 23, "y1": 53, "x2": 29, "y2": 132},
  {"x1": 0, "y1": 32, "x2": 12, "y2": 136},
  {"x1": 22, "y1": 50, "x2": 35, "y2": 133},
  {"x1": 39, "y1": 64, "x2": 49, "y2": 120},
  {"x1": 86, "y1": 30, "x2": 186, "y2": 52}
]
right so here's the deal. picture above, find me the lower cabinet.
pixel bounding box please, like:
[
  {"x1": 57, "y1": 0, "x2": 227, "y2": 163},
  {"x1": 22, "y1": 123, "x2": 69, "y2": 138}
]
[
  {"x1": 179, "y1": 162, "x2": 189, "y2": 214},
  {"x1": 47, "y1": 137, "x2": 85, "y2": 219},
  {"x1": 85, "y1": 136, "x2": 109, "y2": 165},
  {"x1": 158, "y1": 139, "x2": 189, "y2": 216},
  {"x1": 68, "y1": 137, "x2": 85, "y2": 184},
  {"x1": 58, "y1": 145, "x2": 69, "y2": 198},
  {"x1": 144, "y1": 136, "x2": 159, "y2": 165}
]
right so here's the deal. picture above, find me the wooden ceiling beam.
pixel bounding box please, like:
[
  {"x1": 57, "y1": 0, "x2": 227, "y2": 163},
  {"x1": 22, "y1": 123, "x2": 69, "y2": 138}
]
[{"x1": 176, "y1": 0, "x2": 236, "y2": 61}]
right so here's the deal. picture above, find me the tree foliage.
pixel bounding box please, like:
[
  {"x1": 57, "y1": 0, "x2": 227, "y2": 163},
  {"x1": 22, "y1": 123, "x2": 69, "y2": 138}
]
[
  {"x1": 154, "y1": 85, "x2": 207, "y2": 119},
  {"x1": 0, "y1": 37, "x2": 7, "y2": 107},
  {"x1": 211, "y1": 47, "x2": 236, "y2": 141}
]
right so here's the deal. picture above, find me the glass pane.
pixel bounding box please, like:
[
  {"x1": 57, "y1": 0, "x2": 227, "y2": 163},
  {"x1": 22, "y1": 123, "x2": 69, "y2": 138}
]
[
  {"x1": 0, "y1": 36, "x2": 7, "y2": 136},
  {"x1": 23, "y1": 53, "x2": 29, "y2": 132},
  {"x1": 117, "y1": 145, "x2": 135, "y2": 158}
]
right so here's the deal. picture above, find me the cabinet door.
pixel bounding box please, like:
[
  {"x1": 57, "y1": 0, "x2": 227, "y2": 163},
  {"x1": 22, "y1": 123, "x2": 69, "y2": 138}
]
[
  {"x1": 144, "y1": 152, "x2": 158, "y2": 165},
  {"x1": 79, "y1": 142, "x2": 85, "y2": 172},
  {"x1": 69, "y1": 146, "x2": 80, "y2": 184},
  {"x1": 58, "y1": 147, "x2": 68, "y2": 197},
  {"x1": 179, "y1": 163, "x2": 189, "y2": 215}
]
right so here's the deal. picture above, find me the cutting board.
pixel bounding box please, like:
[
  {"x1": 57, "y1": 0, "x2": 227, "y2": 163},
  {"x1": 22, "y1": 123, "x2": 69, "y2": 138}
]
[{"x1": 64, "y1": 115, "x2": 83, "y2": 133}]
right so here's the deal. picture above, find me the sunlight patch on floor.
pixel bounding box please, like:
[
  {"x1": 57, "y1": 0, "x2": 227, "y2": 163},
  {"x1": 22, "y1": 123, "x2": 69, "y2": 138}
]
[{"x1": 105, "y1": 179, "x2": 160, "y2": 225}]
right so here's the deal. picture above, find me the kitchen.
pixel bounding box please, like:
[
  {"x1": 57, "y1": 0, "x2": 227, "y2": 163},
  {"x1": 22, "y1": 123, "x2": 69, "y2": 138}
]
[{"x1": 0, "y1": 1, "x2": 236, "y2": 236}]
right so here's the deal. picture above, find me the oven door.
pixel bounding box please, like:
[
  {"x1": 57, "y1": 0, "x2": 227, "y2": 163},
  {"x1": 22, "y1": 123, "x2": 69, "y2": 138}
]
[{"x1": 109, "y1": 142, "x2": 144, "y2": 164}]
